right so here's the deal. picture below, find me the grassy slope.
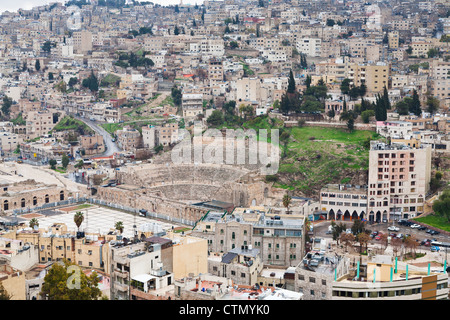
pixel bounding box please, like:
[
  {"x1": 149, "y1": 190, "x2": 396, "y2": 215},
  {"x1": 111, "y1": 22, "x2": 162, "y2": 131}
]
[{"x1": 275, "y1": 126, "x2": 380, "y2": 196}]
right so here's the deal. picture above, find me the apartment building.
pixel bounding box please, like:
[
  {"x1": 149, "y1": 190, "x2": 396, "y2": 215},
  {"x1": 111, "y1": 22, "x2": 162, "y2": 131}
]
[
  {"x1": 235, "y1": 78, "x2": 262, "y2": 104},
  {"x1": 0, "y1": 131, "x2": 19, "y2": 153},
  {"x1": 109, "y1": 240, "x2": 174, "y2": 300},
  {"x1": 25, "y1": 110, "x2": 62, "y2": 140},
  {"x1": 73, "y1": 31, "x2": 93, "y2": 54},
  {"x1": 116, "y1": 126, "x2": 143, "y2": 152},
  {"x1": 376, "y1": 121, "x2": 414, "y2": 139},
  {"x1": 208, "y1": 58, "x2": 224, "y2": 84},
  {"x1": 193, "y1": 211, "x2": 305, "y2": 267},
  {"x1": 388, "y1": 31, "x2": 399, "y2": 49},
  {"x1": 296, "y1": 38, "x2": 322, "y2": 57},
  {"x1": 208, "y1": 247, "x2": 264, "y2": 286},
  {"x1": 79, "y1": 134, "x2": 105, "y2": 155},
  {"x1": 182, "y1": 93, "x2": 203, "y2": 119},
  {"x1": 368, "y1": 142, "x2": 432, "y2": 222}
]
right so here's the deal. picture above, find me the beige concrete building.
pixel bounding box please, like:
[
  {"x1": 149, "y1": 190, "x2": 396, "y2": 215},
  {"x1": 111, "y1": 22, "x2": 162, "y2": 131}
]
[
  {"x1": 208, "y1": 247, "x2": 263, "y2": 286},
  {"x1": 79, "y1": 135, "x2": 105, "y2": 155},
  {"x1": 109, "y1": 240, "x2": 174, "y2": 300},
  {"x1": 73, "y1": 31, "x2": 93, "y2": 54},
  {"x1": 319, "y1": 184, "x2": 368, "y2": 221},
  {"x1": 368, "y1": 141, "x2": 432, "y2": 221},
  {"x1": 116, "y1": 126, "x2": 142, "y2": 152},
  {"x1": 182, "y1": 93, "x2": 203, "y2": 119}
]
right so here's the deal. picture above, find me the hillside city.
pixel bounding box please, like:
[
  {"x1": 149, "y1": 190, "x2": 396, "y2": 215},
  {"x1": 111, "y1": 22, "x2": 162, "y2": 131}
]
[{"x1": 0, "y1": 0, "x2": 449, "y2": 302}]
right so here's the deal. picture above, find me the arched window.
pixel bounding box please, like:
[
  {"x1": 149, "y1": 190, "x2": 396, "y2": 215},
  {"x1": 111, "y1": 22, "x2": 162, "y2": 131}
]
[
  {"x1": 3, "y1": 200, "x2": 8, "y2": 211},
  {"x1": 33, "y1": 196, "x2": 37, "y2": 206},
  {"x1": 60, "y1": 191, "x2": 64, "y2": 201},
  {"x1": 45, "y1": 194, "x2": 49, "y2": 203},
  {"x1": 21, "y1": 198, "x2": 26, "y2": 208}
]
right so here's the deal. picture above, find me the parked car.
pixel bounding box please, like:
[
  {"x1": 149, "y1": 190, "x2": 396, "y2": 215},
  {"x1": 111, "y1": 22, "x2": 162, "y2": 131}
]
[
  {"x1": 431, "y1": 246, "x2": 440, "y2": 252},
  {"x1": 418, "y1": 226, "x2": 427, "y2": 231},
  {"x1": 410, "y1": 224, "x2": 421, "y2": 229},
  {"x1": 426, "y1": 229, "x2": 433, "y2": 234},
  {"x1": 388, "y1": 226, "x2": 399, "y2": 232},
  {"x1": 139, "y1": 209, "x2": 148, "y2": 217},
  {"x1": 375, "y1": 235, "x2": 382, "y2": 240},
  {"x1": 396, "y1": 233, "x2": 404, "y2": 239}
]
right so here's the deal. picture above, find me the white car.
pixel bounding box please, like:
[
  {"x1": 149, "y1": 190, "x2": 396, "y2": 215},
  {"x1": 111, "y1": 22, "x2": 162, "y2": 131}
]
[
  {"x1": 410, "y1": 224, "x2": 421, "y2": 229},
  {"x1": 388, "y1": 226, "x2": 399, "y2": 232}
]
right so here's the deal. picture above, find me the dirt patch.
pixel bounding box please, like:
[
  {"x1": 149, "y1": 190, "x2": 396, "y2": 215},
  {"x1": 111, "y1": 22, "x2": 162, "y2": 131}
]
[
  {"x1": 410, "y1": 262, "x2": 442, "y2": 268},
  {"x1": 21, "y1": 213, "x2": 45, "y2": 219}
]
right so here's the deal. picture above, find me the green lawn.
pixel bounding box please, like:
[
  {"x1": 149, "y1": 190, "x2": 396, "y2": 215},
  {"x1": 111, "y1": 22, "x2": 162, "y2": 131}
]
[{"x1": 413, "y1": 214, "x2": 450, "y2": 232}]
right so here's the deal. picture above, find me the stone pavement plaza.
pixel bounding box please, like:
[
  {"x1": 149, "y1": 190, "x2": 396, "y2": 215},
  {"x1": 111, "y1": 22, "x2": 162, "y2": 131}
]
[{"x1": 21, "y1": 205, "x2": 180, "y2": 239}]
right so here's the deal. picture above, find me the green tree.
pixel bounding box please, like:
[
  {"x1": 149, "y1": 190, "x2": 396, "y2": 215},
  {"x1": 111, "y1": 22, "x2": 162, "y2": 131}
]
[
  {"x1": 206, "y1": 110, "x2": 224, "y2": 127},
  {"x1": 427, "y1": 48, "x2": 439, "y2": 58},
  {"x1": 340, "y1": 78, "x2": 351, "y2": 95},
  {"x1": 75, "y1": 160, "x2": 84, "y2": 169},
  {"x1": 68, "y1": 77, "x2": 78, "y2": 88},
  {"x1": 305, "y1": 75, "x2": 312, "y2": 89},
  {"x1": 282, "y1": 193, "x2": 292, "y2": 213},
  {"x1": 171, "y1": 86, "x2": 182, "y2": 106},
  {"x1": 432, "y1": 189, "x2": 450, "y2": 222},
  {"x1": 347, "y1": 117, "x2": 354, "y2": 132},
  {"x1": 351, "y1": 219, "x2": 366, "y2": 236},
  {"x1": 287, "y1": 70, "x2": 296, "y2": 94},
  {"x1": 330, "y1": 221, "x2": 346, "y2": 244},
  {"x1": 410, "y1": 89, "x2": 422, "y2": 116},
  {"x1": 0, "y1": 282, "x2": 11, "y2": 300},
  {"x1": 395, "y1": 99, "x2": 410, "y2": 115},
  {"x1": 82, "y1": 72, "x2": 99, "y2": 92},
  {"x1": 35, "y1": 60, "x2": 41, "y2": 71},
  {"x1": 115, "y1": 221, "x2": 124, "y2": 234},
  {"x1": 40, "y1": 260, "x2": 101, "y2": 300},
  {"x1": 61, "y1": 154, "x2": 69, "y2": 169},
  {"x1": 361, "y1": 109, "x2": 375, "y2": 123},
  {"x1": 229, "y1": 41, "x2": 239, "y2": 49},
  {"x1": 375, "y1": 94, "x2": 387, "y2": 121},
  {"x1": 48, "y1": 72, "x2": 54, "y2": 81},
  {"x1": 29, "y1": 218, "x2": 39, "y2": 229},
  {"x1": 74, "y1": 211, "x2": 84, "y2": 232},
  {"x1": 426, "y1": 96, "x2": 440, "y2": 115},
  {"x1": 1, "y1": 96, "x2": 13, "y2": 117},
  {"x1": 42, "y1": 41, "x2": 52, "y2": 52},
  {"x1": 49, "y1": 159, "x2": 57, "y2": 170}
]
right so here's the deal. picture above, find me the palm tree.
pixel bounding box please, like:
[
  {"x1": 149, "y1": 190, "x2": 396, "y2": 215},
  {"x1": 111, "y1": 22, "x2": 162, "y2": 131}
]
[
  {"x1": 115, "y1": 221, "x2": 124, "y2": 234},
  {"x1": 29, "y1": 218, "x2": 39, "y2": 229},
  {"x1": 74, "y1": 211, "x2": 84, "y2": 232},
  {"x1": 282, "y1": 193, "x2": 292, "y2": 214}
]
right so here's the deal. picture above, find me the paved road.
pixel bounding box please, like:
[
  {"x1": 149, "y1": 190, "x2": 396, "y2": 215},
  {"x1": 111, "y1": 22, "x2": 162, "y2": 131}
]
[
  {"x1": 312, "y1": 220, "x2": 450, "y2": 244},
  {"x1": 75, "y1": 116, "x2": 121, "y2": 156}
]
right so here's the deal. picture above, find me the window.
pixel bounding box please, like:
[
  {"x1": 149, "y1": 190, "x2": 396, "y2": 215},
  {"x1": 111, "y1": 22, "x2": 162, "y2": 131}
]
[
  {"x1": 241, "y1": 273, "x2": 246, "y2": 278},
  {"x1": 309, "y1": 277, "x2": 315, "y2": 283},
  {"x1": 298, "y1": 275, "x2": 305, "y2": 281},
  {"x1": 310, "y1": 290, "x2": 315, "y2": 296},
  {"x1": 231, "y1": 271, "x2": 236, "y2": 275},
  {"x1": 322, "y1": 279, "x2": 326, "y2": 286}
]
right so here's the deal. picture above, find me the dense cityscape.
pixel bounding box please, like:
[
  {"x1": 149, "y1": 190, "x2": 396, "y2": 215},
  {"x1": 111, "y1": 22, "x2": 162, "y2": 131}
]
[{"x1": 0, "y1": 0, "x2": 449, "y2": 305}]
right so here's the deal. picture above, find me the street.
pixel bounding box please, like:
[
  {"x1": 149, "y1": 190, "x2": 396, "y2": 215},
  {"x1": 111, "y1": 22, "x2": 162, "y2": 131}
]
[
  {"x1": 74, "y1": 116, "x2": 121, "y2": 156},
  {"x1": 312, "y1": 220, "x2": 450, "y2": 246}
]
